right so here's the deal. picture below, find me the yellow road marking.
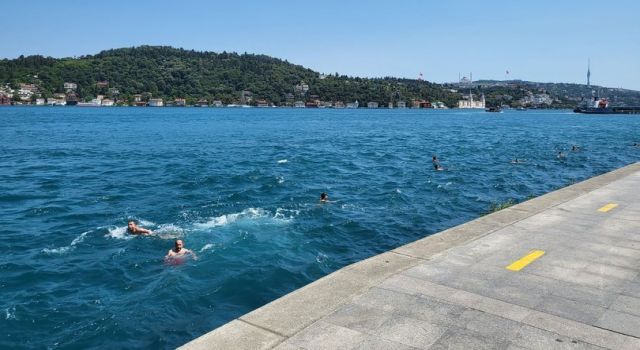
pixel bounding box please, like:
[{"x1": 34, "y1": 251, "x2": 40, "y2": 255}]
[
  {"x1": 506, "y1": 250, "x2": 545, "y2": 271},
  {"x1": 597, "y1": 203, "x2": 618, "y2": 212}
]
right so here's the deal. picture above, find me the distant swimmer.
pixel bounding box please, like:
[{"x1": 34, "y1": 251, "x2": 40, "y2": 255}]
[
  {"x1": 432, "y1": 155, "x2": 439, "y2": 163},
  {"x1": 571, "y1": 145, "x2": 580, "y2": 152},
  {"x1": 127, "y1": 220, "x2": 152, "y2": 235},
  {"x1": 557, "y1": 151, "x2": 566, "y2": 159},
  {"x1": 165, "y1": 239, "x2": 197, "y2": 261},
  {"x1": 434, "y1": 163, "x2": 444, "y2": 171},
  {"x1": 320, "y1": 192, "x2": 329, "y2": 202},
  {"x1": 511, "y1": 159, "x2": 524, "y2": 164}
]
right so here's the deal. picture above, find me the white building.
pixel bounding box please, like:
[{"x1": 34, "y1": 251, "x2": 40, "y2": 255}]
[
  {"x1": 458, "y1": 93, "x2": 485, "y2": 109},
  {"x1": 101, "y1": 99, "x2": 114, "y2": 106},
  {"x1": 367, "y1": 102, "x2": 379, "y2": 108},
  {"x1": 64, "y1": 82, "x2": 77, "y2": 90},
  {"x1": 148, "y1": 98, "x2": 163, "y2": 107},
  {"x1": 396, "y1": 101, "x2": 406, "y2": 108}
]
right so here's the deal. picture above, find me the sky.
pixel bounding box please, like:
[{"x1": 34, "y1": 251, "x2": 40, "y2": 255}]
[{"x1": 2, "y1": 0, "x2": 639, "y2": 90}]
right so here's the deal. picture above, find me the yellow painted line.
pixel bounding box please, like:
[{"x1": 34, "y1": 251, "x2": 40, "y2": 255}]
[
  {"x1": 597, "y1": 203, "x2": 618, "y2": 212},
  {"x1": 506, "y1": 250, "x2": 545, "y2": 271}
]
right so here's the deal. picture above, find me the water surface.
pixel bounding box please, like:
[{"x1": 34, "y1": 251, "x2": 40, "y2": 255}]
[{"x1": 0, "y1": 107, "x2": 638, "y2": 348}]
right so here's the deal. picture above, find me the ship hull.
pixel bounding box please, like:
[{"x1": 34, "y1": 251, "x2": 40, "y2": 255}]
[{"x1": 574, "y1": 107, "x2": 640, "y2": 114}]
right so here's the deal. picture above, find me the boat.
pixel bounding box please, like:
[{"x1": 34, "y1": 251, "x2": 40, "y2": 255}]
[
  {"x1": 485, "y1": 106, "x2": 502, "y2": 113},
  {"x1": 574, "y1": 97, "x2": 640, "y2": 114}
]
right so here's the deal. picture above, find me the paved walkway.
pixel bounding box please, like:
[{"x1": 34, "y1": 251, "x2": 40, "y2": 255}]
[{"x1": 181, "y1": 163, "x2": 640, "y2": 350}]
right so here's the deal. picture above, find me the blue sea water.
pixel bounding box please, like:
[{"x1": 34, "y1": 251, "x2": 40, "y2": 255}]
[{"x1": 0, "y1": 107, "x2": 638, "y2": 349}]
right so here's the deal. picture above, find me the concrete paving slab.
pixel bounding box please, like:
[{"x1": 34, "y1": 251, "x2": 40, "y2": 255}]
[
  {"x1": 596, "y1": 310, "x2": 640, "y2": 338},
  {"x1": 428, "y1": 327, "x2": 511, "y2": 350},
  {"x1": 522, "y1": 311, "x2": 636, "y2": 350},
  {"x1": 610, "y1": 295, "x2": 640, "y2": 316},
  {"x1": 177, "y1": 320, "x2": 283, "y2": 350}
]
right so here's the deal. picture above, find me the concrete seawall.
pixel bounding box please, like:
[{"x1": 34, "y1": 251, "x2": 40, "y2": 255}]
[{"x1": 181, "y1": 162, "x2": 640, "y2": 350}]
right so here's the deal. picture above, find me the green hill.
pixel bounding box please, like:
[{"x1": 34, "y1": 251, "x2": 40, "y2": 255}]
[
  {"x1": 0, "y1": 46, "x2": 460, "y2": 106},
  {"x1": 2, "y1": 46, "x2": 639, "y2": 108}
]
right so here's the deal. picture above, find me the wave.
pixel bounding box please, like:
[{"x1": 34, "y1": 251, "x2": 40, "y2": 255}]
[
  {"x1": 5, "y1": 306, "x2": 16, "y2": 320},
  {"x1": 195, "y1": 207, "x2": 298, "y2": 230},
  {"x1": 154, "y1": 224, "x2": 185, "y2": 239},
  {"x1": 42, "y1": 231, "x2": 90, "y2": 255},
  {"x1": 277, "y1": 159, "x2": 288, "y2": 164},
  {"x1": 105, "y1": 226, "x2": 132, "y2": 240}
]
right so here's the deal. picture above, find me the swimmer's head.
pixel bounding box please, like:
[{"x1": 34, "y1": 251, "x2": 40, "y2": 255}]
[
  {"x1": 127, "y1": 220, "x2": 136, "y2": 230},
  {"x1": 320, "y1": 192, "x2": 328, "y2": 201},
  {"x1": 175, "y1": 239, "x2": 184, "y2": 252}
]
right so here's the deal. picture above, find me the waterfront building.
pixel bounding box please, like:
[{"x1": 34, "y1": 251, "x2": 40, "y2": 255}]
[
  {"x1": 148, "y1": 98, "x2": 163, "y2": 107},
  {"x1": 175, "y1": 98, "x2": 186, "y2": 107},
  {"x1": 96, "y1": 80, "x2": 109, "y2": 88},
  {"x1": 388, "y1": 102, "x2": 393, "y2": 109},
  {"x1": 101, "y1": 99, "x2": 114, "y2": 106},
  {"x1": 396, "y1": 101, "x2": 406, "y2": 108},
  {"x1": 196, "y1": 99, "x2": 209, "y2": 107},
  {"x1": 0, "y1": 95, "x2": 11, "y2": 105},
  {"x1": 256, "y1": 99, "x2": 269, "y2": 107},
  {"x1": 334, "y1": 101, "x2": 345, "y2": 108},
  {"x1": 367, "y1": 102, "x2": 379, "y2": 108},
  {"x1": 294, "y1": 101, "x2": 305, "y2": 108},
  {"x1": 458, "y1": 93, "x2": 485, "y2": 109},
  {"x1": 211, "y1": 100, "x2": 223, "y2": 107},
  {"x1": 64, "y1": 82, "x2": 77, "y2": 91},
  {"x1": 133, "y1": 94, "x2": 143, "y2": 102},
  {"x1": 35, "y1": 98, "x2": 45, "y2": 105},
  {"x1": 413, "y1": 100, "x2": 433, "y2": 108},
  {"x1": 346, "y1": 100, "x2": 359, "y2": 108}
]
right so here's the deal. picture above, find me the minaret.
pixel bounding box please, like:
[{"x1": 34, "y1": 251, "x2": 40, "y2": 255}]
[{"x1": 587, "y1": 59, "x2": 591, "y2": 87}]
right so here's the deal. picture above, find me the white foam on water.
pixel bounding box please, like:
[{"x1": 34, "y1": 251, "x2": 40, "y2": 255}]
[
  {"x1": 316, "y1": 252, "x2": 328, "y2": 263},
  {"x1": 277, "y1": 176, "x2": 285, "y2": 184},
  {"x1": 105, "y1": 226, "x2": 132, "y2": 240},
  {"x1": 195, "y1": 207, "x2": 296, "y2": 230},
  {"x1": 42, "y1": 231, "x2": 90, "y2": 255},
  {"x1": 274, "y1": 208, "x2": 299, "y2": 222},
  {"x1": 199, "y1": 243, "x2": 217, "y2": 252},
  {"x1": 5, "y1": 306, "x2": 16, "y2": 320},
  {"x1": 154, "y1": 224, "x2": 185, "y2": 239},
  {"x1": 277, "y1": 159, "x2": 288, "y2": 164},
  {"x1": 138, "y1": 219, "x2": 155, "y2": 226}
]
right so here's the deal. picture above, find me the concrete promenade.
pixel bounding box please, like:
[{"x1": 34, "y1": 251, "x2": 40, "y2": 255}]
[{"x1": 181, "y1": 162, "x2": 640, "y2": 350}]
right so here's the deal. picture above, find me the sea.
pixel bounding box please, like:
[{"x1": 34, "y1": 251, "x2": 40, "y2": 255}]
[{"x1": 1, "y1": 107, "x2": 638, "y2": 349}]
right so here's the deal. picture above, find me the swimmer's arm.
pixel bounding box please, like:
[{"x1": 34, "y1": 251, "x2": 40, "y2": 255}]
[
  {"x1": 137, "y1": 228, "x2": 153, "y2": 235},
  {"x1": 165, "y1": 250, "x2": 174, "y2": 259},
  {"x1": 187, "y1": 249, "x2": 198, "y2": 260}
]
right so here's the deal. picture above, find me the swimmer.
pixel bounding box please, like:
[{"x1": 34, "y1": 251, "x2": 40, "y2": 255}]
[
  {"x1": 432, "y1": 155, "x2": 439, "y2": 163},
  {"x1": 127, "y1": 220, "x2": 152, "y2": 235},
  {"x1": 434, "y1": 163, "x2": 444, "y2": 171},
  {"x1": 165, "y1": 239, "x2": 197, "y2": 260},
  {"x1": 557, "y1": 151, "x2": 566, "y2": 159},
  {"x1": 320, "y1": 192, "x2": 329, "y2": 202},
  {"x1": 511, "y1": 158, "x2": 524, "y2": 164},
  {"x1": 571, "y1": 145, "x2": 580, "y2": 152}
]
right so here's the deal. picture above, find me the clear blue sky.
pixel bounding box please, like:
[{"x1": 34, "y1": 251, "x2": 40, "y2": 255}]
[{"x1": 2, "y1": 0, "x2": 639, "y2": 90}]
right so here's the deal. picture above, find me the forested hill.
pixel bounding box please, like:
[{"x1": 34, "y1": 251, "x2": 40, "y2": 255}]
[
  {"x1": 2, "y1": 46, "x2": 639, "y2": 107},
  {"x1": 0, "y1": 46, "x2": 460, "y2": 106}
]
